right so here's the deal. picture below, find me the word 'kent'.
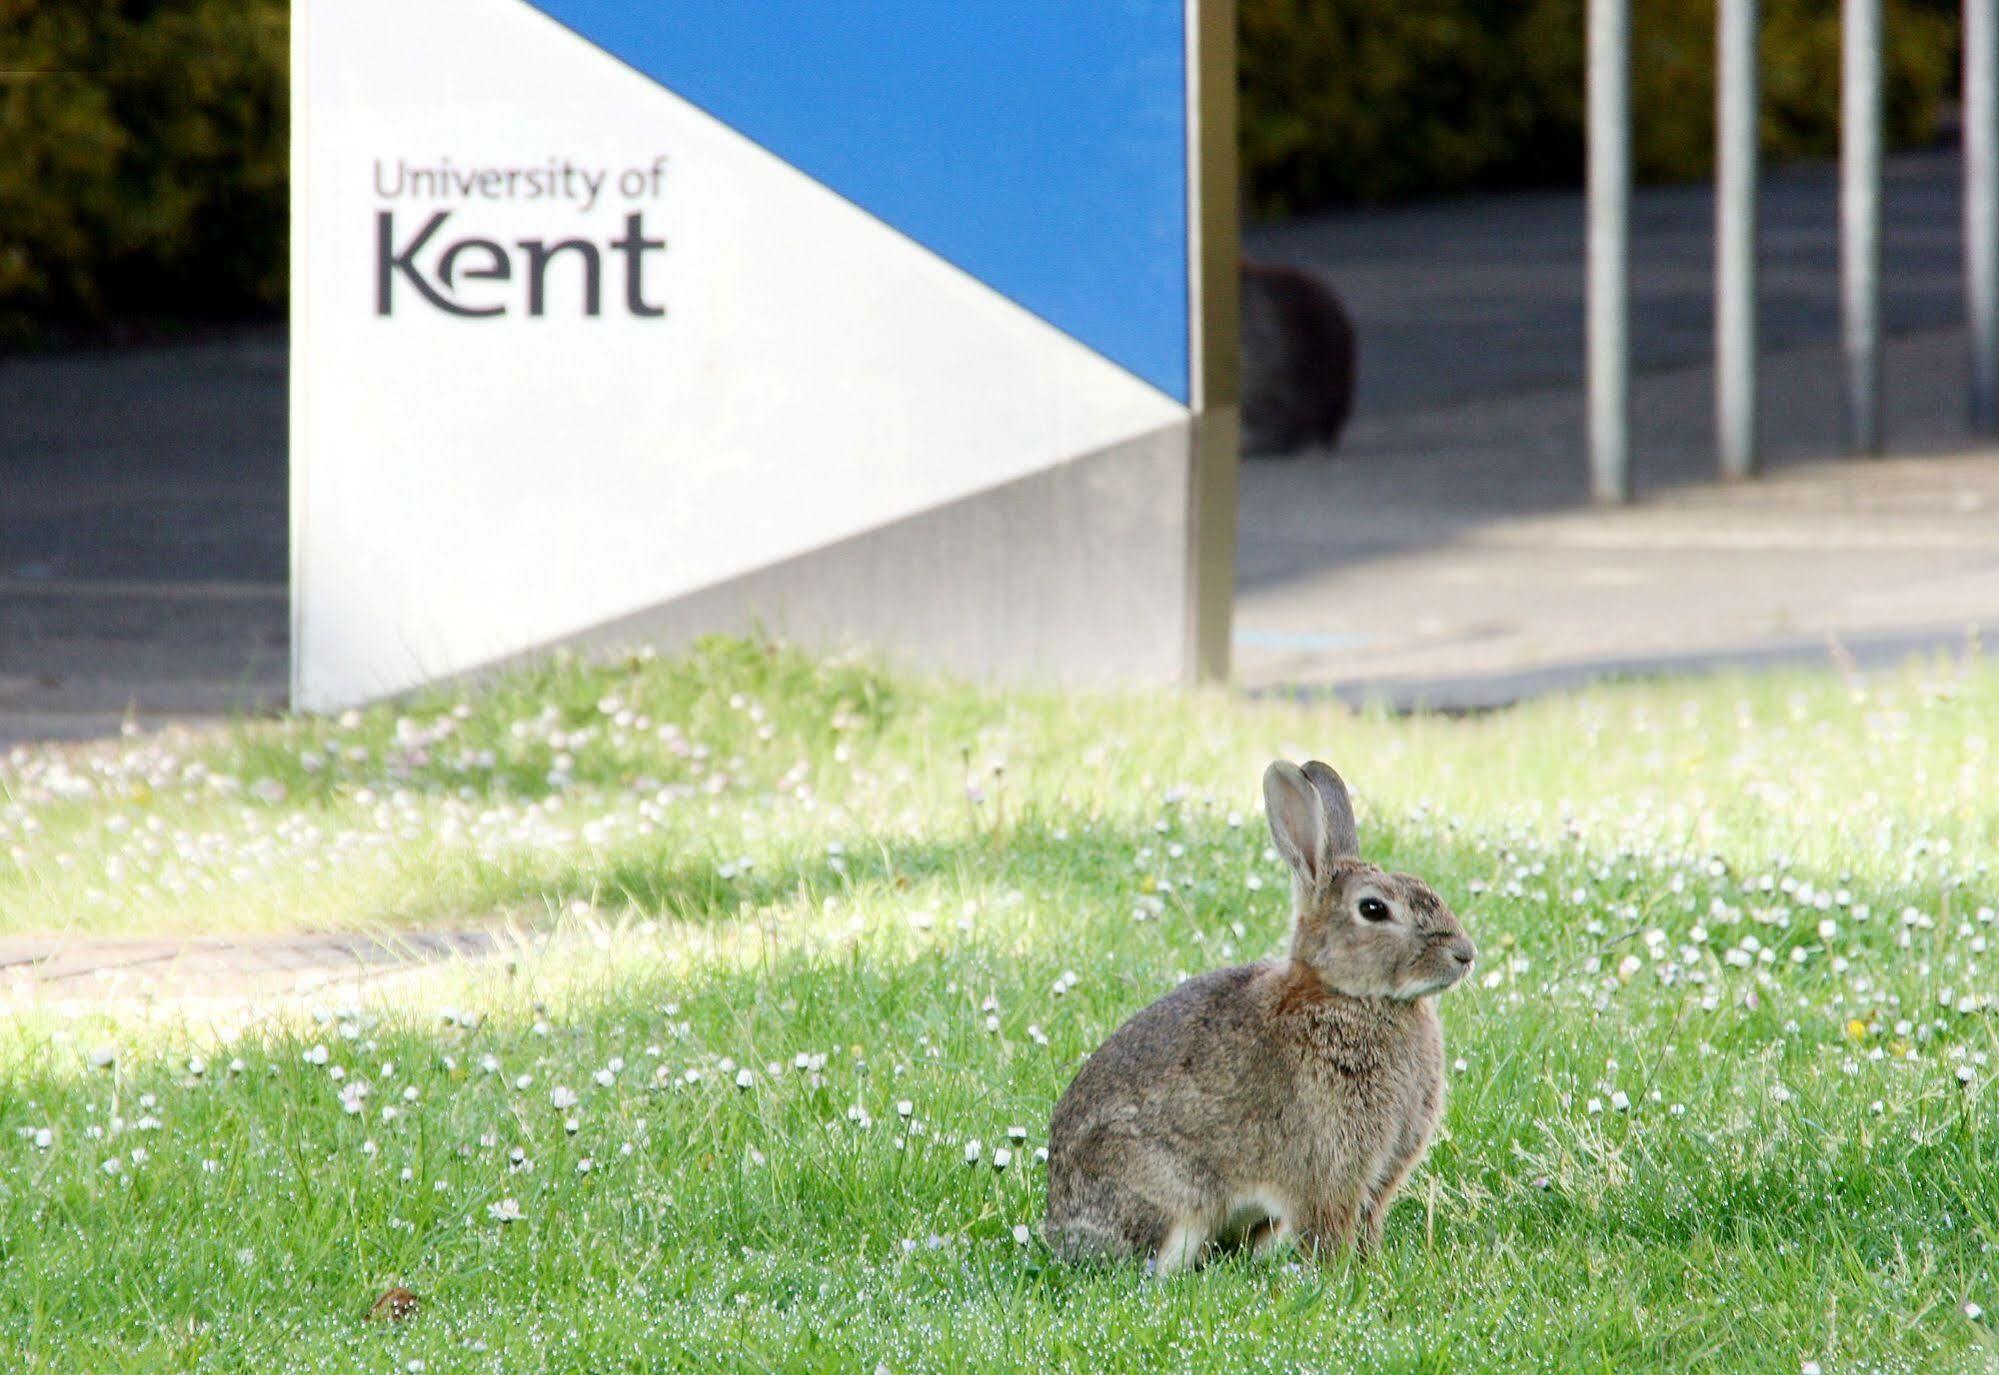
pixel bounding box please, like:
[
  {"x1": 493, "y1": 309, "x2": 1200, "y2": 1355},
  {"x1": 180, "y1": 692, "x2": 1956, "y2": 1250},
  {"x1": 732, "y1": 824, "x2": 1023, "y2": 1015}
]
[{"x1": 375, "y1": 210, "x2": 666, "y2": 319}]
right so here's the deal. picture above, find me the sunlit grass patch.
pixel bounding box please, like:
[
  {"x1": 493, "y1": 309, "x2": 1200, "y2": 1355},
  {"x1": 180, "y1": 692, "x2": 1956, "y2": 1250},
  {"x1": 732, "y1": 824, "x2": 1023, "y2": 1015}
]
[{"x1": 2, "y1": 638, "x2": 1996, "y2": 1372}]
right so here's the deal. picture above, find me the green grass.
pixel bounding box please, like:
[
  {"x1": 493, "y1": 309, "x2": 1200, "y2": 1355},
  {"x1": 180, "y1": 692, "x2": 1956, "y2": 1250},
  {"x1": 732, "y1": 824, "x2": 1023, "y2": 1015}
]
[{"x1": 2, "y1": 637, "x2": 1996, "y2": 1372}]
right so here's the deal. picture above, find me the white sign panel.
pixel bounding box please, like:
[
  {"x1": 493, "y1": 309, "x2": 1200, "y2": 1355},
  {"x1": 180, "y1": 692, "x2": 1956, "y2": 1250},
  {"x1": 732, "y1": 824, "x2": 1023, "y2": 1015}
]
[{"x1": 293, "y1": 0, "x2": 1232, "y2": 708}]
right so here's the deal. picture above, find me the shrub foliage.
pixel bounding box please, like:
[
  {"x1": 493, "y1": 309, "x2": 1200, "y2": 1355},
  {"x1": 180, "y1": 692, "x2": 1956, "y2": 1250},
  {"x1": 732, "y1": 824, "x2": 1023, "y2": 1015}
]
[
  {"x1": 0, "y1": 1, "x2": 1961, "y2": 327},
  {"x1": 0, "y1": 0, "x2": 286, "y2": 338},
  {"x1": 1240, "y1": 0, "x2": 1956, "y2": 215}
]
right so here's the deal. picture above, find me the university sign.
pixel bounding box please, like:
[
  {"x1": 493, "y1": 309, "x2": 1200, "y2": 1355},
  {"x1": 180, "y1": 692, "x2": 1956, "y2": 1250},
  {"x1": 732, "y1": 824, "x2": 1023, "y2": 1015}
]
[{"x1": 292, "y1": 1, "x2": 1239, "y2": 709}]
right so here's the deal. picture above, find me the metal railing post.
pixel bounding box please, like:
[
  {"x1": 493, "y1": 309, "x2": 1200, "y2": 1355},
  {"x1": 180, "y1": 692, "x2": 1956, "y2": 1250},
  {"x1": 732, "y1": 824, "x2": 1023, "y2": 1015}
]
[
  {"x1": 1841, "y1": 0, "x2": 1885, "y2": 454},
  {"x1": 1968, "y1": 0, "x2": 1999, "y2": 433},
  {"x1": 1716, "y1": 0, "x2": 1761, "y2": 479},
  {"x1": 1588, "y1": 0, "x2": 1632, "y2": 502}
]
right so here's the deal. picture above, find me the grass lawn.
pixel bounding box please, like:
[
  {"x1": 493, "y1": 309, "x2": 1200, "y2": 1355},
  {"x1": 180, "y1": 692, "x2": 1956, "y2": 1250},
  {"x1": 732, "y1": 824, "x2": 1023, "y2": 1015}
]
[{"x1": 2, "y1": 637, "x2": 1996, "y2": 1372}]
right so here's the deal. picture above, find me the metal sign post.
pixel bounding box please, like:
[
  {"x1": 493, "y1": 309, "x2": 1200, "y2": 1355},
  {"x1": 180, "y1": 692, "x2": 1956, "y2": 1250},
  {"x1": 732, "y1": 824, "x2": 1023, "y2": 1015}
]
[
  {"x1": 1842, "y1": 0, "x2": 1885, "y2": 455},
  {"x1": 1588, "y1": 0, "x2": 1632, "y2": 503},
  {"x1": 1716, "y1": 0, "x2": 1761, "y2": 480},
  {"x1": 1968, "y1": 0, "x2": 1999, "y2": 433}
]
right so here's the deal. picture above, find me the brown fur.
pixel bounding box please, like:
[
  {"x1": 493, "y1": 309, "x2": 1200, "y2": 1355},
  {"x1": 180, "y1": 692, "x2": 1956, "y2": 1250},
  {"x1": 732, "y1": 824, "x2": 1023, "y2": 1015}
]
[{"x1": 1044, "y1": 761, "x2": 1474, "y2": 1271}]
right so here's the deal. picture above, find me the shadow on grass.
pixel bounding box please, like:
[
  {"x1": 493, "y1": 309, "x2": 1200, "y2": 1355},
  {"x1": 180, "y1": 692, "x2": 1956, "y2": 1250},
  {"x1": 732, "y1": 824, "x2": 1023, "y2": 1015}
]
[
  {"x1": 476, "y1": 809, "x2": 1271, "y2": 943},
  {"x1": 538, "y1": 835, "x2": 973, "y2": 926}
]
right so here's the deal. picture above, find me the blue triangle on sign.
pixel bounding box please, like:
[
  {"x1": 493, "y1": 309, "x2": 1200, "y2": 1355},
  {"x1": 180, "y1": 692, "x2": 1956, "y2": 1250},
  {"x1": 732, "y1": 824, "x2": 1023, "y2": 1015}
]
[{"x1": 522, "y1": 1, "x2": 1191, "y2": 403}]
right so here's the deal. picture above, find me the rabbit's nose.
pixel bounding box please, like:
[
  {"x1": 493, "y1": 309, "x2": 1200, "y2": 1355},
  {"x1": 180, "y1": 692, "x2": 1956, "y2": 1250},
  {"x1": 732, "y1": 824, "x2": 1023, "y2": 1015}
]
[{"x1": 1448, "y1": 938, "x2": 1476, "y2": 967}]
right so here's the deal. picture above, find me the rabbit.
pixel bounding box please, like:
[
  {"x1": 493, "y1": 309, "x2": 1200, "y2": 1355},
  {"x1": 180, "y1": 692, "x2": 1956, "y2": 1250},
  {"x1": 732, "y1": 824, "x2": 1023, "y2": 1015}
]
[
  {"x1": 1045, "y1": 760, "x2": 1475, "y2": 1272},
  {"x1": 1240, "y1": 259, "x2": 1357, "y2": 456}
]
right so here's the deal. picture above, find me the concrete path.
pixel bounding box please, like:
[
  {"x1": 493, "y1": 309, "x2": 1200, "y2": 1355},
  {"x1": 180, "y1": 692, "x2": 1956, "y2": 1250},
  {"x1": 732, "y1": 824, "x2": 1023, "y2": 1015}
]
[
  {"x1": 1231, "y1": 321, "x2": 1999, "y2": 704},
  {"x1": 1235, "y1": 145, "x2": 1999, "y2": 703},
  {"x1": 1238, "y1": 434, "x2": 1999, "y2": 707},
  {"x1": 0, "y1": 927, "x2": 512, "y2": 1011},
  {"x1": 1, "y1": 330, "x2": 287, "y2": 744}
]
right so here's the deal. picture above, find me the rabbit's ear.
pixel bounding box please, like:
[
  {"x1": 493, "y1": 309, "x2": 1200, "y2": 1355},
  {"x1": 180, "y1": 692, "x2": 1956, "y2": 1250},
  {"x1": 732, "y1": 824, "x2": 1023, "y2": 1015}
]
[
  {"x1": 1264, "y1": 761, "x2": 1331, "y2": 886},
  {"x1": 1300, "y1": 761, "x2": 1360, "y2": 859}
]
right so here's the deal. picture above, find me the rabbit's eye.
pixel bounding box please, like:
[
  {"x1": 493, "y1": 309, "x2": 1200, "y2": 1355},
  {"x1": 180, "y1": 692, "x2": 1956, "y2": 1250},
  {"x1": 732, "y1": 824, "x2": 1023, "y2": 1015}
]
[{"x1": 1358, "y1": 897, "x2": 1392, "y2": 923}]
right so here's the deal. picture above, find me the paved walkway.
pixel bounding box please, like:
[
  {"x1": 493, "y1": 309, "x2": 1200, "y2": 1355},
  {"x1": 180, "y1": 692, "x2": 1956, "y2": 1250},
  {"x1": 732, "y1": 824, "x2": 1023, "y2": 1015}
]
[
  {"x1": 1236, "y1": 145, "x2": 1997, "y2": 702},
  {"x1": 1, "y1": 330, "x2": 287, "y2": 744},
  {"x1": 1238, "y1": 437, "x2": 1999, "y2": 707},
  {"x1": 0, "y1": 927, "x2": 511, "y2": 1010},
  {"x1": 1231, "y1": 323, "x2": 1999, "y2": 704}
]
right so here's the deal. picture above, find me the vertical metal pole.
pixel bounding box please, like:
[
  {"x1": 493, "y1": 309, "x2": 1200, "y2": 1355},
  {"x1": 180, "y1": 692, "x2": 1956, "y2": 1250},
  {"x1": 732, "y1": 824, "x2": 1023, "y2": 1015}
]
[
  {"x1": 1716, "y1": 0, "x2": 1761, "y2": 479},
  {"x1": 1186, "y1": 0, "x2": 1240, "y2": 684},
  {"x1": 1967, "y1": 0, "x2": 1999, "y2": 433},
  {"x1": 1589, "y1": 0, "x2": 1632, "y2": 502},
  {"x1": 1841, "y1": 0, "x2": 1884, "y2": 454}
]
